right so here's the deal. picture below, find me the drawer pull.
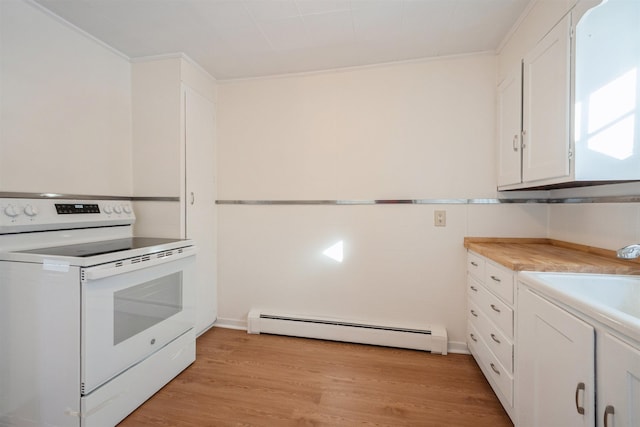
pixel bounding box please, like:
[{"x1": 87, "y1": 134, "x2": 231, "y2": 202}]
[
  {"x1": 470, "y1": 333, "x2": 478, "y2": 342},
  {"x1": 490, "y1": 275, "x2": 502, "y2": 283},
  {"x1": 490, "y1": 334, "x2": 501, "y2": 344},
  {"x1": 490, "y1": 363, "x2": 501, "y2": 375},
  {"x1": 490, "y1": 304, "x2": 501, "y2": 313},
  {"x1": 604, "y1": 405, "x2": 615, "y2": 427},
  {"x1": 575, "y1": 382, "x2": 586, "y2": 415},
  {"x1": 470, "y1": 309, "x2": 478, "y2": 318},
  {"x1": 470, "y1": 285, "x2": 478, "y2": 292},
  {"x1": 470, "y1": 261, "x2": 479, "y2": 267}
]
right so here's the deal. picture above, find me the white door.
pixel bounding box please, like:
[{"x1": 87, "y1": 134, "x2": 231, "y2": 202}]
[
  {"x1": 522, "y1": 13, "x2": 572, "y2": 183},
  {"x1": 517, "y1": 286, "x2": 595, "y2": 427},
  {"x1": 598, "y1": 332, "x2": 640, "y2": 427},
  {"x1": 497, "y1": 66, "x2": 523, "y2": 187},
  {"x1": 184, "y1": 86, "x2": 217, "y2": 334}
]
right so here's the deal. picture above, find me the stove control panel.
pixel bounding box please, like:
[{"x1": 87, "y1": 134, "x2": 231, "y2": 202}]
[
  {"x1": 0, "y1": 198, "x2": 135, "y2": 234},
  {"x1": 55, "y1": 203, "x2": 101, "y2": 214}
]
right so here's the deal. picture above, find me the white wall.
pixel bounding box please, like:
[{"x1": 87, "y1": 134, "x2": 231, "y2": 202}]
[
  {"x1": 547, "y1": 183, "x2": 640, "y2": 250},
  {"x1": 0, "y1": 0, "x2": 132, "y2": 196},
  {"x1": 217, "y1": 55, "x2": 549, "y2": 350},
  {"x1": 219, "y1": 55, "x2": 499, "y2": 200},
  {"x1": 132, "y1": 58, "x2": 182, "y2": 198},
  {"x1": 549, "y1": 202, "x2": 640, "y2": 250}
]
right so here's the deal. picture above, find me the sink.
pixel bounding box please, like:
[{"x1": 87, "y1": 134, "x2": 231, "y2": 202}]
[{"x1": 518, "y1": 271, "x2": 640, "y2": 342}]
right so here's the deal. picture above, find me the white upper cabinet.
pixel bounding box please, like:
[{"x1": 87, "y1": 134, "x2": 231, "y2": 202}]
[
  {"x1": 522, "y1": 13, "x2": 572, "y2": 184},
  {"x1": 497, "y1": 0, "x2": 640, "y2": 190},
  {"x1": 497, "y1": 66, "x2": 523, "y2": 187}
]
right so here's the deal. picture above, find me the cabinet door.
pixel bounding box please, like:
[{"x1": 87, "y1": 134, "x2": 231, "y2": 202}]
[
  {"x1": 599, "y1": 332, "x2": 640, "y2": 427},
  {"x1": 517, "y1": 286, "x2": 594, "y2": 427},
  {"x1": 522, "y1": 13, "x2": 572, "y2": 183},
  {"x1": 184, "y1": 86, "x2": 217, "y2": 334},
  {"x1": 497, "y1": 66, "x2": 523, "y2": 187}
]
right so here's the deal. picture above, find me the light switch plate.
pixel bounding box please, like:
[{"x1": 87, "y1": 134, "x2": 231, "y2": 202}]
[{"x1": 434, "y1": 210, "x2": 446, "y2": 227}]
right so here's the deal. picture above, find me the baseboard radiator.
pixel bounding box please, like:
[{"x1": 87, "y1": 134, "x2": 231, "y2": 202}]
[{"x1": 247, "y1": 309, "x2": 447, "y2": 355}]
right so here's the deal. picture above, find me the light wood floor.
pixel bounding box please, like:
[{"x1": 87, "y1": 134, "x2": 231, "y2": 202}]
[{"x1": 119, "y1": 327, "x2": 512, "y2": 426}]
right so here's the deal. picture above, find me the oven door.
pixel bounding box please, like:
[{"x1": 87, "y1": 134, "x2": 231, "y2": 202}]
[{"x1": 81, "y1": 247, "x2": 196, "y2": 395}]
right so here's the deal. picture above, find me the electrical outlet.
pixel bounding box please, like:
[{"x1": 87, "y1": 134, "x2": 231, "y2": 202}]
[{"x1": 434, "y1": 210, "x2": 446, "y2": 227}]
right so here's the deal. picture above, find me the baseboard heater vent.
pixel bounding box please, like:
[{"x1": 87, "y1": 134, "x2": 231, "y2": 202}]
[{"x1": 247, "y1": 309, "x2": 447, "y2": 355}]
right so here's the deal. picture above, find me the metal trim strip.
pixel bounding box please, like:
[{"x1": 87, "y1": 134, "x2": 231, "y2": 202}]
[
  {"x1": 215, "y1": 199, "x2": 539, "y2": 205},
  {"x1": 130, "y1": 196, "x2": 180, "y2": 202},
  {"x1": 2, "y1": 193, "x2": 639, "y2": 204},
  {"x1": 0, "y1": 192, "x2": 131, "y2": 200},
  {"x1": 546, "y1": 196, "x2": 640, "y2": 204},
  {"x1": 0, "y1": 192, "x2": 179, "y2": 202},
  {"x1": 216, "y1": 196, "x2": 640, "y2": 205}
]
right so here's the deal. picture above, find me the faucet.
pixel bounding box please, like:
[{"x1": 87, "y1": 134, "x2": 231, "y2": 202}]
[{"x1": 617, "y1": 244, "x2": 640, "y2": 259}]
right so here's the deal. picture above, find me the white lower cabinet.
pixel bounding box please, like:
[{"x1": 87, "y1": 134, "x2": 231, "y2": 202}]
[
  {"x1": 518, "y1": 281, "x2": 640, "y2": 427},
  {"x1": 517, "y1": 286, "x2": 595, "y2": 427},
  {"x1": 466, "y1": 251, "x2": 516, "y2": 421},
  {"x1": 598, "y1": 332, "x2": 640, "y2": 427}
]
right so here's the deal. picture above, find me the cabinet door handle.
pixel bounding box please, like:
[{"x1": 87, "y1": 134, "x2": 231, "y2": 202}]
[
  {"x1": 512, "y1": 134, "x2": 519, "y2": 152},
  {"x1": 521, "y1": 129, "x2": 527, "y2": 149},
  {"x1": 470, "y1": 261, "x2": 478, "y2": 267},
  {"x1": 490, "y1": 334, "x2": 501, "y2": 344},
  {"x1": 470, "y1": 309, "x2": 478, "y2": 318},
  {"x1": 490, "y1": 363, "x2": 501, "y2": 375},
  {"x1": 469, "y1": 333, "x2": 478, "y2": 342},
  {"x1": 575, "y1": 382, "x2": 585, "y2": 415},
  {"x1": 490, "y1": 304, "x2": 501, "y2": 313},
  {"x1": 470, "y1": 285, "x2": 478, "y2": 292},
  {"x1": 490, "y1": 275, "x2": 501, "y2": 283},
  {"x1": 604, "y1": 405, "x2": 614, "y2": 427},
  {"x1": 190, "y1": 192, "x2": 195, "y2": 205}
]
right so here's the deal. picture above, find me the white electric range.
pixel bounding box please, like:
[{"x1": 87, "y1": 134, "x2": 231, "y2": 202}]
[{"x1": 0, "y1": 197, "x2": 196, "y2": 427}]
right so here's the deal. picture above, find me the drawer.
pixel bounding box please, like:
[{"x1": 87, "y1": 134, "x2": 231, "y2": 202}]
[
  {"x1": 485, "y1": 261, "x2": 515, "y2": 304},
  {"x1": 468, "y1": 321, "x2": 513, "y2": 407},
  {"x1": 467, "y1": 251, "x2": 485, "y2": 281},
  {"x1": 472, "y1": 281, "x2": 514, "y2": 338},
  {"x1": 468, "y1": 276, "x2": 483, "y2": 305},
  {"x1": 469, "y1": 299, "x2": 513, "y2": 372},
  {"x1": 467, "y1": 293, "x2": 482, "y2": 328}
]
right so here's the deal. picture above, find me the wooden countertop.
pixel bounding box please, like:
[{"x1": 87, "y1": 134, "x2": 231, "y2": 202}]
[{"x1": 464, "y1": 238, "x2": 640, "y2": 275}]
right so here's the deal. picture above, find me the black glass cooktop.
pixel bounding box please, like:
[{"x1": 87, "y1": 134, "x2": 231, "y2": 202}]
[{"x1": 18, "y1": 237, "x2": 186, "y2": 258}]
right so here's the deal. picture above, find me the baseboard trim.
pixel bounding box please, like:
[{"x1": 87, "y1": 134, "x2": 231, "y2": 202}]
[
  {"x1": 447, "y1": 341, "x2": 470, "y2": 354},
  {"x1": 214, "y1": 318, "x2": 248, "y2": 331}
]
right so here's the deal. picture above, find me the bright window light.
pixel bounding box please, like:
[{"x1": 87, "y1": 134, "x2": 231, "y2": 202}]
[
  {"x1": 588, "y1": 68, "x2": 636, "y2": 133},
  {"x1": 582, "y1": 68, "x2": 637, "y2": 160},
  {"x1": 588, "y1": 115, "x2": 635, "y2": 160},
  {"x1": 323, "y1": 240, "x2": 344, "y2": 263}
]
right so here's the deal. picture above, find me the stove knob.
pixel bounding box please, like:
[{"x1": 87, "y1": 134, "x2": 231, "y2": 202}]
[
  {"x1": 113, "y1": 205, "x2": 123, "y2": 214},
  {"x1": 24, "y1": 205, "x2": 38, "y2": 217},
  {"x1": 123, "y1": 205, "x2": 132, "y2": 214},
  {"x1": 4, "y1": 205, "x2": 19, "y2": 218},
  {"x1": 103, "y1": 205, "x2": 113, "y2": 214}
]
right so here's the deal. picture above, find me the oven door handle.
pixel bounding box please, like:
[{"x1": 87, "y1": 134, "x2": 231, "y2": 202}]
[{"x1": 82, "y1": 246, "x2": 196, "y2": 281}]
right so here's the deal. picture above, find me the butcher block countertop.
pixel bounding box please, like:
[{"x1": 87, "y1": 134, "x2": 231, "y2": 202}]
[{"x1": 464, "y1": 238, "x2": 640, "y2": 275}]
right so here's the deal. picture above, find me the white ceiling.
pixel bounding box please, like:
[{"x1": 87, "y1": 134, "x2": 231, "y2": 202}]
[{"x1": 33, "y1": 0, "x2": 531, "y2": 80}]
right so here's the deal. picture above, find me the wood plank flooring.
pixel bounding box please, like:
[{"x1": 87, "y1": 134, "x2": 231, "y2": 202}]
[{"x1": 119, "y1": 327, "x2": 512, "y2": 427}]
